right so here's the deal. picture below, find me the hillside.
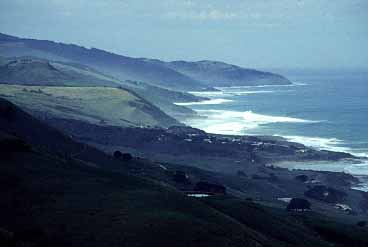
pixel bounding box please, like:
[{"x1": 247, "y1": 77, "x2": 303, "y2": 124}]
[
  {"x1": 164, "y1": 60, "x2": 291, "y2": 87},
  {"x1": 0, "y1": 56, "x2": 120, "y2": 87},
  {"x1": 0, "y1": 33, "x2": 207, "y2": 91},
  {"x1": 2, "y1": 98, "x2": 368, "y2": 247},
  {"x1": 124, "y1": 80, "x2": 206, "y2": 120},
  {"x1": 0, "y1": 84, "x2": 180, "y2": 128},
  {"x1": 0, "y1": 55, "x2": 204, "y2": 119},
  {"x1": 0, "y1": 33, "x2": 291, "y2": 90},
  {"x1": 0, "y1": 98, "x2": 260, "y2": 247}
]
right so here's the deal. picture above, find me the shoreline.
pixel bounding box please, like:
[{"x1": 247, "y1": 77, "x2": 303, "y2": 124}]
[
  {"x1": 268, "y1": 158, "x2": 368, "y2": 192},
  {"x1": 175, "y1": 83, "x2": 368, "y2": 191}
]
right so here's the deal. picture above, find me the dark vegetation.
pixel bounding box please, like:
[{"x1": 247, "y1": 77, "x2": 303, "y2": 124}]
[
  {"x1": 173, "y1": 171, "x2": 190, "y2": 184},
  {"x1": 0, "y1": 31, "x2": 367, "y2": 247},
  {"x1": 193, "y1": 181, "x2": 227, "y2": 195},
  {"x1": 295, "y1": 174, "x2": 309, "y2": 182},
  {"x1": 44, "y1": 117, "x2": 353, "y2": 168},
  {"x1": 1, "y1": 98, "x2": 368, "y2": 246},
  {"x1": 113, "y1": 150, "x2": 122, "y2": 159},
  {"x1": 305, "y1": 185, "x2": 347, "y2": 203},
  {"x1": 357, "y1": 221, "x2": 367, "y2": 227},
  {"x1": 113, "y1": 150, "x2": 133, "y2": 161},
  {"x1": 286, "y1": 198, "x2": 311, "y2": 212}
]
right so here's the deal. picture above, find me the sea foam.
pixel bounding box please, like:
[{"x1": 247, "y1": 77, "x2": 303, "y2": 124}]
[
  {"x1": 282, "y1": 135, "x2": 349, "y2": 153},
  {"x1": 282, "y1": 135, "x2": 368, "y2": 158},
  {"x1": 184, "y1": 110, "x2": 319, "y2": 135},
  {"x1": 174, "y1": 98, "x2": 233, "y2": 106},
  {"x1": 215, "y1": 83, "x2": 307, "y2": 90}
]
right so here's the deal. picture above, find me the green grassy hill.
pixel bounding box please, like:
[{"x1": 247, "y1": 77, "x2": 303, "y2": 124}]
[
  {"x1": 0, "y1": 56, "x2": 204, "y2": 120},
  {"x1": 0, "y1": 85, "x2": 180, "y2": 128},
  {"x1": 0, "y1": 56, "x2": 120, "y2": 87}
]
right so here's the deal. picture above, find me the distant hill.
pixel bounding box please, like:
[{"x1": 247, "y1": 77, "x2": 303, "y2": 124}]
[
  {"x1": 164, "y1": 60, "x2": 291, "y2": 87},
  {"x1": 0, "y1": 56, "x2": 119, "y2": 87},
  {"x1": 0, "y1": 84, "x2": 180, "y2": 128},
  {"x1": 0, "y1": 33, "x2": 207, "y2": 91},
  {"x1": 0, "y1": 33, "x2": 291, "y2": 90},
  {"x1": 0, "y1": 55, "x2": 204, "y2": 120}
]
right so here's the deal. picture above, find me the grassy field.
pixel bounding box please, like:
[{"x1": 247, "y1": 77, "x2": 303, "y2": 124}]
[{"x1": 0, "y1": 84, "x2": 179, "y2": 127}]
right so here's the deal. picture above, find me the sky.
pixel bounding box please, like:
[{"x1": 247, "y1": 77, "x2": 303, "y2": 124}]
[{"x1": 0, "y1": 0, "x2": 367, "y2": 70}]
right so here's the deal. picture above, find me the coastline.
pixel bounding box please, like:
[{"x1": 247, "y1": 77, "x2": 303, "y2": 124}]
[
  {"x1": 175, "y1": 83, "x2": 368, "y2": 191},
  {"x1": 269, "y1": 158, "x2": 368, "y2": 192}
]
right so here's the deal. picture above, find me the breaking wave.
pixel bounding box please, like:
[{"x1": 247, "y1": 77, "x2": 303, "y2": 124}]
[
  {"x1": 174, "y1": 98, "x2": 233, "y2": 106},
  {"x1": 184, "y1": 110, "x2": 320, "y2": 135}
]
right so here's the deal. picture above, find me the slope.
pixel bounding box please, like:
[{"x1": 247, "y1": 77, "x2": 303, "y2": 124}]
[
  {"x1": 0, "y1": 33, "x2": 291, "y2": 90},
  {"x1": 1, "y1": 98, "x2": 367, "y2": 247},
  {"x1": 0, "y1": 56, "x2": 119, "y2": 87},
  {"x1": 0, "y1": 84, "x2": 180, "y2": 128},
  {"x1": 0, "y1": 33, "x2": 208, "y2": 91},
  {"x1": 164, "y1": 60, "x2": 291, "y2": 87}
]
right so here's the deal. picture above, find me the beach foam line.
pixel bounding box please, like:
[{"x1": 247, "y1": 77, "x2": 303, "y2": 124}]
[
  {"x1": 183, "y1": 110, "x2": 320, "y2": 135},
  {"x1": 282, "y1": 135, "x2": 349, "y2": 152},
  {"x1": 215, "y1": 83, "x2": 308, "y2": 90},
  {"x1": 227, "y1": 90, "x2": 276, "y2": 95},
  {"x1": 197, "y1": 110, "x2": 319, "y2": 124},
  {"x1": 273, "y1": 159, "x2": 368, "y2": 192},
  {"x1": 174, "y1": 98, "x2": 233, "y2": 106},
  {"x1": 242, "y1": 111, "x2": 318, "y2": 124},
  {"x1": 190, "y1": 88, "x2": 296, "y2": 98},
  {"x1": 282, "y1": 135, "x2": 368, "y2": 158},
  {"x1": 188, "y1": 91, "x2": 228, "y2": 97}
]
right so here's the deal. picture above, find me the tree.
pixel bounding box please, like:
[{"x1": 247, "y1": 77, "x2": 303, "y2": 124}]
[
  {"x1": 173, "y1": 171, "x2": 189, "y2": 184},
  {"x1": 122, "y1": 153, "x2": 133, "y2": 161},
  {"x1": 237, "y1": 170, "x2": 247, "y2": 177},
  {"x1": 357, "y1": 221, "x2": 367, "y2": 227},
  {"x1": 287, "y1": 198, "x2": 311, "y2": 212},
  {"x1": 113, "y1": 150, "x2": 122, "y2": 159},
  {"x1": 194, "y1": 181, "x2": 226, "y2": 195},
  {"x1": 305, "y1": 186, "x2": 347, "y2": 203},
  {"x1": 295, "y1": 175, "x2": 309, "y2": 182}
]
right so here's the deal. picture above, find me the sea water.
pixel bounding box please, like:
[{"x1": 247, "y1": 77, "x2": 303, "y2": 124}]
[{"x1": 178, "y1": 71, "x2": 368, "y2": 190}]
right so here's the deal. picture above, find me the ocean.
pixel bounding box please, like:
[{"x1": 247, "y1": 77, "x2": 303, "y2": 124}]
[{"x1": 177, "y1": 72, "x2": 368, "y2": 190}]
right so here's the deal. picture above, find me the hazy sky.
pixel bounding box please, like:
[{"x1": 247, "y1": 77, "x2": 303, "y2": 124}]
[{"x1": 0, "y1": 0, "x2": 367, "y2": 69}]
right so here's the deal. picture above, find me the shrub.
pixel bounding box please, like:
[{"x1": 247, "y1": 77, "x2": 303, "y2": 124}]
[
  {"x1": 295, "y1": 174, "x2": 309, "y2": 182},
  {"x1": 268, "y1": 173, "x2": 278, "y2": 182},
  {"x1": 173, "y1": 171, "x2": 189, "y2": 184},
  {"x1": 304, "y1": 185, "x2": 347, "y2": 203},
  {"x1": 287, "y1": 198, "x2": 311, "y2": 212},
  {"x1": 357, "y1": 221, "x2": 367, "y2": 227},
  {"x1": 237, "y1": 170, "x2": 247, "y2": 177},
  {"x1": 0, "y1": 104, "x2": 16, "y2": 121},
  {"x1": 122, "y1": 153, "x2": 133, "y2": 161},
  {"x1": 113, "y1": 150, "x2": 122, "y2": 159},
  {"x1": 194, "y1": 181, "x2": 226, "y2": 195},
  {"x1": 0, "y1": 138, "x2": 31, "y2": 154}
]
